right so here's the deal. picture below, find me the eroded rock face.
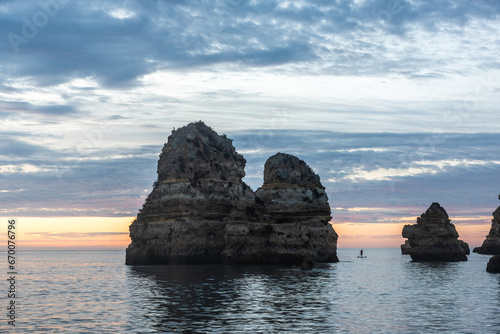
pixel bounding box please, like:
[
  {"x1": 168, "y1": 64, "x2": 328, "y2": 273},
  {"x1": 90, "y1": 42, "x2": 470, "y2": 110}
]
[
  {"x1": 135, "y1": 122, "x2": 257, "y2": 223},
  {"x1": 126, "y1": 122, "x2": 339, "y2": 265},
  {"x1": 256, "y1": 153, "x2": 332, "y2": 224},
  {"x1": 473, "y1": 196, "x2": 500, "y2": 255},
  {"x1": 401, "y1": 202, "x2": 468, "y2": 262}
]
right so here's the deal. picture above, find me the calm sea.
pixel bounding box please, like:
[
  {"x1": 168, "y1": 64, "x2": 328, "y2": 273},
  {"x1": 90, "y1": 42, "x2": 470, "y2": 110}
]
[{"x1": 5, "y1": 249, "x2": 500, "y2": 333}]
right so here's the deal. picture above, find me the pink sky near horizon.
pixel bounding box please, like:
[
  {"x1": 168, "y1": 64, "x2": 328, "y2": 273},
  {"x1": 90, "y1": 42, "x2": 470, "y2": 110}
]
[{"x1": 3, "y1": 216, "x2": 492, "y2": 251}]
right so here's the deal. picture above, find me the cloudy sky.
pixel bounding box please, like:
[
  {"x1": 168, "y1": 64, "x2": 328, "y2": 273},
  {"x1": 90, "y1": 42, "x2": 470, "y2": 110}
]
[{"x1": 1, "y1": 0, "x2": 500, "y2": 248}]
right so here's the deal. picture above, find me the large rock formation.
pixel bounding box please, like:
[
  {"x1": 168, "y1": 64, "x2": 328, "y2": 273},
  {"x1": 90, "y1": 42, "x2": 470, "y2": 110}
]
[
  {"x1": 401, "y1": 203, "x2": 468, "y2": 262},
  {"x1": 473, "y1": 195, "x2": 500, "y2": 255},
  {"x1": 126, "y1": 121, "x2": 339, "y2": 265},
  {"x1": 486, "y1": 255, "x2": 500, "y2": 273}
]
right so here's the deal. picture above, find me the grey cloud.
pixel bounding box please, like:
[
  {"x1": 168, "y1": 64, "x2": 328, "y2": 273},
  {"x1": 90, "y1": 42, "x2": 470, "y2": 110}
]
[
  {"x1": 230, "y1": 130, "x2": 500, "y2": 215},
  {"x1": 1, "y1": 0, "x2": 498, "y2": 88},
  {"x1": 1, "y1": 129, "x2": 499, "y2": 221},
  {"x1": 0, "y1": 142, "x2": 159, "y2": 217},
  {"x1": 0, "y1": 83, "x2": 18, "y2": 93},
  {"x1": 0, "y1": 138, "x2": 53, "y2": 157},
  {"x1": 34, "y1": 104, "x2": 78, "y2": 115},
  {"x1": 107, "y1": 115, "x2": 130, "y2": 120},
  {"x1": 0, "y1": 100, "x2": 79, "y2": 116}
]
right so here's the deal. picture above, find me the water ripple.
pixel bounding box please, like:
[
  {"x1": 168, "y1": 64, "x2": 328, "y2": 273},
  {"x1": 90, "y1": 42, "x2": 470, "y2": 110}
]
[{"x1": 10, "y1": 249, "x2": 500, "y2": 333}]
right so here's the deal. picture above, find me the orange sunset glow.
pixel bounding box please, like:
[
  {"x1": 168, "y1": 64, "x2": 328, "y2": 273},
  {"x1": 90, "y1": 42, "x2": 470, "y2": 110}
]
[
  {"x1": 6, "y1": 216, "x2": 491, "y2": 250},
  {"x1": 8, "y1": 217, "x2": 132, "y2": 250}
]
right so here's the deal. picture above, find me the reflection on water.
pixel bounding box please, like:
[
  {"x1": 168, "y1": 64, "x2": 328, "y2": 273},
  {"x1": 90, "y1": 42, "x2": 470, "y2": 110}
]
[
  {"x1": 12, "y1": 249, "x2": 500, "y2": 333},
  {"x1": 127, "y1": 264, "x2": 338, "y2": 333}
]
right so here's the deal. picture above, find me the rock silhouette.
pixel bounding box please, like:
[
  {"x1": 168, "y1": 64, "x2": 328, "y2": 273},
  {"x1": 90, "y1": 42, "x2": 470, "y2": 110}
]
[
  {"x1": 400, "y1": 240, "x2": 411, "y2": 255},
  {"x1": 126, "y1": 121, "x2": 339, "y2": 265},
  {"x1": 473, "y1": 195, "x2": 500, "y2": 255},
  {"x1": 486, "y1": 255, "x2": 500, "y2": 273},
  {"x1": 401, "y1": 202, "x2": 468, "y2": 261}
]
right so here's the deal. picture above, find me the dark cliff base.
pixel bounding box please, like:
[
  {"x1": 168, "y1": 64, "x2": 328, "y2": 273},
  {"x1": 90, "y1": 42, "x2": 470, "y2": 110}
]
[
  {"x1": 126, "y1": 220, "x2": 339, "y2": 265},
  {"x1": 409, "y1": 252, "x2": 467, "y2": 262}
]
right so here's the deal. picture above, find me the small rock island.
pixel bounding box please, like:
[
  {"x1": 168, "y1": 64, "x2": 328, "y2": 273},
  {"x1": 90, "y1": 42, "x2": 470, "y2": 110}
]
[
  {"x1": 401, "y1": 202, "x2": 469, "y2": 262},
  {"x1": 126, "y1": 121, "x2": 339, "y2": 265},
  {"x1": 473, "y1": 195, "x2": 500, "y2": 255}
]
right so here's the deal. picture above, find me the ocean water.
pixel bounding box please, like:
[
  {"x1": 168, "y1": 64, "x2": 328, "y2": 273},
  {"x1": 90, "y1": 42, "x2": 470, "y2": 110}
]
[{"x1": 6, "y1": 249, "x2": 500, "y2": 333}]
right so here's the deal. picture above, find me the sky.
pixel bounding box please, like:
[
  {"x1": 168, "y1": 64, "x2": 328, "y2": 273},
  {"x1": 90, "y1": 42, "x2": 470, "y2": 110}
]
[{"x1": 1, "y1": 0, "x2": 500, "y2": 250}]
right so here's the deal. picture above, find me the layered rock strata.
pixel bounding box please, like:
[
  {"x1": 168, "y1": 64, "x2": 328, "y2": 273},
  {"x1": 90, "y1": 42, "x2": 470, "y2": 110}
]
[
  {"x1": 473, "y1": 195, "x2": 500, "y2": 255},
  {"x1": 401, "y1": 203, "x2": 468, "y2": 262},
  {"x1": 255, "y1": 153, "x2": 332, "y2": 224},
  {"x1": 126, "y1": 121, "x2": 339, "y2": 265}
]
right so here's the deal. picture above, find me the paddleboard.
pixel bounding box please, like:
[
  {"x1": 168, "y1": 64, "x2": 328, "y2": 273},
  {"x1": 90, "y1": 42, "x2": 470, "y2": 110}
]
[{"x1": 357, "y1": 256, "x2": 367, "y2": 258}]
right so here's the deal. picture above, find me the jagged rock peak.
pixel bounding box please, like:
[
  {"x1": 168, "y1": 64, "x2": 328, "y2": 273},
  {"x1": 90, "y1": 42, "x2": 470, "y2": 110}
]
[
  {"x1": 473, "y1": 194, "x2": 500, "y2": 255},
  {"x1": 136, "y1": 121, "x2": 255, "y2": 223},
  {"x1": 156, "y1": 121, "x2": 245, "y2": 184},
  {"x1": 262, "y1": 152, "x2": 323, "y2": 189},
  {"x1": 416, "y1": 202, "x2": 451, "y2": 225}
]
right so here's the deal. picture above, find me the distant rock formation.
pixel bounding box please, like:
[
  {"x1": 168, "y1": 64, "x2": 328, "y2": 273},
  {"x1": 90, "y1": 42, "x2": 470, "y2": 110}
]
[
  {"x1": 473, "y1": 195, "x2": 500, "y2": 255},
  {"x1": 486, "y1": 255, "x2": 500, "y2": 273},
  {"x1": 126, "y1": 121, "x2": 339, "y2": 265},
  {"x1": 401, "y1": 202, "x2": 468, "y2": 261}
]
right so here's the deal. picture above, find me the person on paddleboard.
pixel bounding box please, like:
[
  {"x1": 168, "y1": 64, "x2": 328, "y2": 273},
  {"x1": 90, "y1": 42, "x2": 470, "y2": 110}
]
[{"x1": 360, "y1": 249, "x2": 363, "y2": 257}]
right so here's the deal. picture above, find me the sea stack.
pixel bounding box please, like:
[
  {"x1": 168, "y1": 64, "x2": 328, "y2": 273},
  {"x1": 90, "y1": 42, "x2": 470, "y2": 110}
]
[
  {"x1": 401, "y1": 202, "x2": 468, "y2": 261},
  {"x1": 473, "y1": 195, "x2": 500, "y2": 255},
  {"x1": 126, "y1": 121, "x2": 339, "y2": 265}
]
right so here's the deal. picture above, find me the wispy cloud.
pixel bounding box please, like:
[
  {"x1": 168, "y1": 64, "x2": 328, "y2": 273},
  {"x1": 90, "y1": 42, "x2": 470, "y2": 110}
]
[
  {"x1": 1, "y1": 1, "x2": 499, "y2": 87},
  {"x1": 0, "y1": 0, "x2": 499, "y2": 231}
]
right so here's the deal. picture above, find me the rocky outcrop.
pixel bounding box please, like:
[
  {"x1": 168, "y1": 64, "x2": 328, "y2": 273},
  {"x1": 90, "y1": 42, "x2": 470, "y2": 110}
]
[
  {"x1": 401, "y1": 240, "x2": 411, "y2": 255},
  {"x1": 486, "y1": 255, "x2": 500, "y2": 273},
  {"x1": 473, "y1": 195, "x2": 500, "y2": 255},
  {"x1": 126, "y1": 121, "x2": 339, "y2": 265},
  {"x1": 255, "y1": 153, "x2": 332, "y2": 224},
  {"x1": 459, "y1": 240, "x2": 470, "y2": 255},
  {"x1": 402, "y1": 239, "x2": 469, "y2": 256},
  {"x1": 401, "y1": 203, "x2": 468, "y2": 262}
]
